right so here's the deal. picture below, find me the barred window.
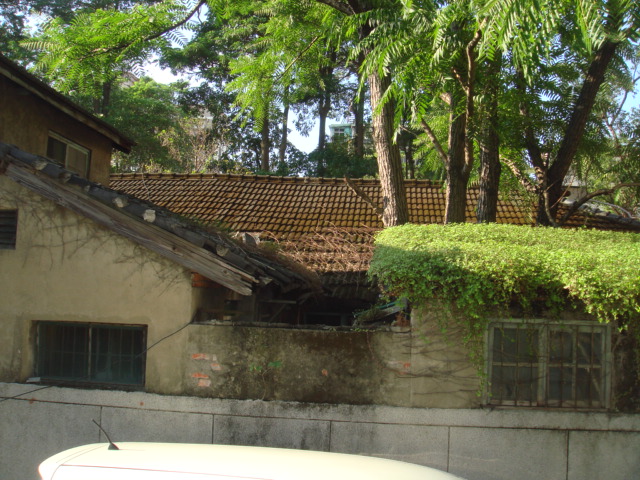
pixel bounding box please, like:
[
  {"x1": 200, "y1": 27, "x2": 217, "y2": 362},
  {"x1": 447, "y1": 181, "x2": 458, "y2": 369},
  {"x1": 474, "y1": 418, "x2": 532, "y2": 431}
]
[
  {"x1": 487, "y1": 321, "x2": 610, "y2": 409},
  {"x1": 0, "y1": 210, "x2": 18, "y2": 249},
  {"x1": 36, "y1": 322, "x2": 146, "y2": 388}
]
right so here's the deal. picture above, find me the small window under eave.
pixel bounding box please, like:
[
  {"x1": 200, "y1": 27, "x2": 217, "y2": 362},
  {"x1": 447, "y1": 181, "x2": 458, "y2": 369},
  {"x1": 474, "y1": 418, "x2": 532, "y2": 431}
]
[
  {"x1": 47, "y1": 132, "x2": 91, "y2": 178},
  {"x1": 0, "y1": 210, "x2": 17, "y2": 249}
]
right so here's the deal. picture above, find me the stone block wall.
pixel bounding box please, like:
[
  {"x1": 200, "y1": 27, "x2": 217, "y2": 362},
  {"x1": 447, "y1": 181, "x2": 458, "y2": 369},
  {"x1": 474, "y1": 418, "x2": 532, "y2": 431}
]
[{"x1": 2, "y1": 383, "x2": 638, "y2": 480}]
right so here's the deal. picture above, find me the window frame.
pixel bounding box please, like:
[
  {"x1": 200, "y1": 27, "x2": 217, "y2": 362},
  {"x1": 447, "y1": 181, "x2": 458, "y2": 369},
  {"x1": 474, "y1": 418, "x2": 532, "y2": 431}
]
[
  {"x1": 0, "y1": 209, "x2": 18, "y2": 250},
  {"x1": 46, "y1": 131, "x2": 91, "y2": 177},
  {"x1": 35, "y1": 321, "x2": 147, "y2": 389},
  {"x1": 484, "y1": 319, "x2": 612, "y2": 409}
]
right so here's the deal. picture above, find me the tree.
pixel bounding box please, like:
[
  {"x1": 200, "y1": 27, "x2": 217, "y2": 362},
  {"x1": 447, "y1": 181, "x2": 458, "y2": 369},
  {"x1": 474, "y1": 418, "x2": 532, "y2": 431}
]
[
  {"x1": 106, "y1": 77, "x2": 193, "y2": 172},
  {"x1": 483, "y1": 0, "x2": 640, "y2": 225},
  {"x1": 223, "y1": 0, "x2": 354, "y2": 175},
  {"x1": 358, "y1": 1, "x2": 494, "y2": 223},
  {"x1": 159, "y1": 11, "x2": 275, "y2": 173},
  {"x1": 14, "y1": 0, "x2": 640, "y2": 224},
  {"x1": 26, "y1": 0, "x2": 204, "y2": 114},
  {"x1": 315, "y1": 0, "x2": 409, "y2": 226}
]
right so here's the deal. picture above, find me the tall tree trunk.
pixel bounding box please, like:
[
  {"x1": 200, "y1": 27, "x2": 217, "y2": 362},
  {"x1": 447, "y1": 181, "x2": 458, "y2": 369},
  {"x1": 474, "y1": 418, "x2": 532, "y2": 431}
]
[
  {"x1": 279, "y1": 99, "x2": 289, "y2": 165},
  {"x1": 476, "y1": 127, "x2": 500, "y2": 222},
  {"x1": 352, "y1": 53, "x2": 366, "y2": 158},
  {"x1": 369, "y1": 72, "x2": 409, "y2": 226},
  {"x1": 313, "y1": 0, "x2": 408, "y2": 226},
  {"x1": 316, "y1": 62, "x2": 334, "y2": 176},
  {"x1": 445, "y1": 102, "x2": 469, "y2": 223},
  {"x1": 477, "y1": 54, "x2": 501, "y2": 223},
  {"x1": 445, "y1": 28, "x2": 481, "y2": 224},
  {"x1": 538, "y1": 40, "x2": 618, "y2": 225},
  {"x1": 317, "y1": 61, "x2": 334, "y2": 150},
  {"x1": 93, "y1": 81, "x2": 112, "y2": 116},
  {"x1": 260, "y1": 113, "x2": 270, "y2": 172}
]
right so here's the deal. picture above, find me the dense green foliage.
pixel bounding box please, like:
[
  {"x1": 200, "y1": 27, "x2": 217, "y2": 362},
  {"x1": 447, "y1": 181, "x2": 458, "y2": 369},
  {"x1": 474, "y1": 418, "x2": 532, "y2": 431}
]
[
  {"x1": 3, "y1": 0, "x2": 640, "y2": 221},
  {"x1": 370, "y1": 223, "x2": 640, "y2": 329}
]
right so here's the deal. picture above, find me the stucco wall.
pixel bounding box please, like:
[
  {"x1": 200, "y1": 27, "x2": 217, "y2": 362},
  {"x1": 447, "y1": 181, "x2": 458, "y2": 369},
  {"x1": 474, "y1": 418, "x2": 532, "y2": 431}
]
[
  {"x1": 0, "y1": 76, "x2": 113, "y2": 184},
  {"x1": 0, "y1": 177, "x2": 197, "y2": 394},
  {"x1": 1, "y1": 383, "x2": 639, "y2": 480},
  {"x1": 184, "y1": 320, "x2": 480, "y2": 408}
]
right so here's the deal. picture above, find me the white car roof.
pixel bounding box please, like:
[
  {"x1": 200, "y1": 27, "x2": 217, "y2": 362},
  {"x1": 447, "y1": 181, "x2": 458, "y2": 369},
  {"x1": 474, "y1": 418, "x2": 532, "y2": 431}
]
[{"x1": 39, "y1": 443, "x2": 464, "y2": 480}]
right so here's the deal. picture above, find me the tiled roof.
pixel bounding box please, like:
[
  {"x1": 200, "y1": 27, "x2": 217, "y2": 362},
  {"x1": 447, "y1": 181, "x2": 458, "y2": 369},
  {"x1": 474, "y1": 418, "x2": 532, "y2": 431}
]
[
  {"x1": 110, "y1": 173, "x2": 640, "y2": 236},
  {"x1": 109, "y1": 173, "x2": 640, "y2": 276}
]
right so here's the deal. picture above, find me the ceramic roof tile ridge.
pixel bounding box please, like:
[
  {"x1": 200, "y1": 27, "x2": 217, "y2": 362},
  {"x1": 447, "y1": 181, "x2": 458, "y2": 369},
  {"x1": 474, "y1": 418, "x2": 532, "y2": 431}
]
[
  {"x1": 575, "y1": 203, "x2": 640, "y2": 228},
  {"x1": 109, "y1": 172, "x2": 449, "y2": 188}
]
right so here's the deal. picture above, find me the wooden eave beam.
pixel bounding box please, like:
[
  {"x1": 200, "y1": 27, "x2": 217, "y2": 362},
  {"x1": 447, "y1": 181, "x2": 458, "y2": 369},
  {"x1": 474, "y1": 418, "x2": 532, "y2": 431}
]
[{"x1": 4, "y1": 161, "x2": 257, "y2": 295}]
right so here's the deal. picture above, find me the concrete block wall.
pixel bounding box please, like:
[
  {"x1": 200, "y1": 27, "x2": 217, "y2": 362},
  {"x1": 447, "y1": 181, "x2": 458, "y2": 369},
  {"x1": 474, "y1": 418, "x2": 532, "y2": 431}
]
[{"x1": 1, "y1": 383, "x2": 638, "y2": 480}]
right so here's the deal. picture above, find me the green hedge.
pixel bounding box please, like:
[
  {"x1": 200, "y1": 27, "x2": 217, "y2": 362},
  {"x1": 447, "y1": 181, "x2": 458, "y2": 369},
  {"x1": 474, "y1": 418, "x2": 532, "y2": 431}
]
[{"x1": 369, "y1": 223, "x2": 640, "y2": 328}]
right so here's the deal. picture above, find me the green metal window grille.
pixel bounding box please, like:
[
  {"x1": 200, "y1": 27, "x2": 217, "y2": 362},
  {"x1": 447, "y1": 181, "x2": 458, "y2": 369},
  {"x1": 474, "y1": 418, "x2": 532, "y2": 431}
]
[
  {"x1": 488, "y1": 321, "x2": 610, "y2": 409},
  {"x1": 36, "y1": 322, "x2": 146, "y2": 387}
]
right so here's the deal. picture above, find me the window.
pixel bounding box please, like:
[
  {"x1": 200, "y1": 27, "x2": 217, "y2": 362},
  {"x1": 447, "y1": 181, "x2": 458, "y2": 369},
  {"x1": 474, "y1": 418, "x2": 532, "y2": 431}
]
[
  {"x1": 330, "y1": 126, "x2": 352, "y2": 142},
  {"x1": 487, "y1": 321, "x2": 610, "y2": 409},
  {"x1": 36, "y1": 322, "x2": 146, "y2": 388},
  {"x1": 46, "y1": 132, "x2": 91, "y2": 177},
  {"x1": 0, "y1": 210, "x2": 17, "y2": 249}
]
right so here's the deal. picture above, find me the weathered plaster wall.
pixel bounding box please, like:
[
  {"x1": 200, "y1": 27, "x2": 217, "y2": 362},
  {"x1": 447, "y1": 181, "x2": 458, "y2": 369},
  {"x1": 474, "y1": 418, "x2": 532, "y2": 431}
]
[
  {"x1": 0, "y1": 76, "x2": 113, "y2": 183},
  {"x1": 1, "y1": 383, "x2": 639, "y2": 480},
  {"x1": 184, "y1": 316, "x2": 480, "y2": 408},
  {"x1": 0, "y1": 178, "x2": 196, "y2": 394}
]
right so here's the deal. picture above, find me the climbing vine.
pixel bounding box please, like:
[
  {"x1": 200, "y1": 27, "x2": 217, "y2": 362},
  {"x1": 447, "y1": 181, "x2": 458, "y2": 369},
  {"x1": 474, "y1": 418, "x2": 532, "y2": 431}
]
[{"x1": 369, "y1": 223, "x2": 640, "y2": 339}]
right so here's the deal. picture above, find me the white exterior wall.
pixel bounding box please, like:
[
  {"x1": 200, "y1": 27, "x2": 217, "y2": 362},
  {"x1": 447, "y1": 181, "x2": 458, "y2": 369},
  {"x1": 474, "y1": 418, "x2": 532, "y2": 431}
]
[{"x1": 1, "y1": 382, "x2": 638, "y2": 480}]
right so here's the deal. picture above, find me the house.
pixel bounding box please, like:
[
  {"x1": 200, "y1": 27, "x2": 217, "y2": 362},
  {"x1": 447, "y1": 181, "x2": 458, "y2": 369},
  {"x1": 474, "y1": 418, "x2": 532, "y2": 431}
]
[
  {"x1": 2, "y1": 171, "x2": 639, "y2": 480},
  {"x1": 329, "y1": 123, "x2": 354, "y2": 142},
  {"x1": 0, "y1": 51, "x2": 317, "y2": 399},
  {"x1": 1, "y1": 54, "x2": 639, "y2": 480},
  {"x1": 0, "y1": 142, "x2": 316, "y2": 396},
  {"x1": 0, "y1": 53, "x2": 134, "y2": 184},
  {"x1": 110, "y1": 172, "x2": 640, "y2": 320},
  {"x1": 108, "y1": 172, "x2": 640, "y2": 410}
]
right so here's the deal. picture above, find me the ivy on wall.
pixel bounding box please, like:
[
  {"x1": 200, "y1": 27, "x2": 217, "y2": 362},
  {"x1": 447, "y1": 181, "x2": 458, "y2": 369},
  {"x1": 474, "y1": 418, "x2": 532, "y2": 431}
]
[{"x1": 369, "y1": 223, "x2": 640, "y2": 330}]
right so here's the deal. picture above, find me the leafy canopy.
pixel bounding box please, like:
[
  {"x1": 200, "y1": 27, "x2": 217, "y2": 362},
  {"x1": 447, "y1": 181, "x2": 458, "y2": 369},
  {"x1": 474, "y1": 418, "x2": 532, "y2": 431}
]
[{"x1": 370, "y1": 223, "x2": 640, "y2": 328}]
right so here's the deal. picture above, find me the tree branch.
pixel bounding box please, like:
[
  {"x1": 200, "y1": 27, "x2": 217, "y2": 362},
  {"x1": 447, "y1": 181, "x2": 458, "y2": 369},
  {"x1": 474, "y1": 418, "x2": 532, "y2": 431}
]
[
  {"x1": 557, "y1": 183, "x2": 640, "y2": 225},
  {"x1": 549, "y1": 39, "x2": 619, "y2": 183},
  {"x1": 463, "y1": 27, "x2": 483, "y2": 178},
  {"x1": 82, "y1": 0, "x2": 207, "y2": 60},
  {"x1": 420, "y1": 119, "x2": 448, "y2": 165},
  {"x1": 278, "y1": 35, "x2": 322, "y2": 80},
  {"x1": 343, "y1": 177, "x2": 383, "y2": 219},
  {"x1": 499, "y1": 155, "x2": 538, "y2": 195},
  {"x1": 515, "y1": 70, "x2": 546, "y2": 180},
  {"x1": 314, "y1": 0, "x2": 355, "y2": 15}
]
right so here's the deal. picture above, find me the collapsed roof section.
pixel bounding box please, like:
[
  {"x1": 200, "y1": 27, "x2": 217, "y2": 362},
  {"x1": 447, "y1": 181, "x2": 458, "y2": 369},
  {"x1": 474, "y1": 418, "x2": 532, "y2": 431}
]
[{"x1": 1, "y1": 142, "x2": 315, "y2": 296}]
